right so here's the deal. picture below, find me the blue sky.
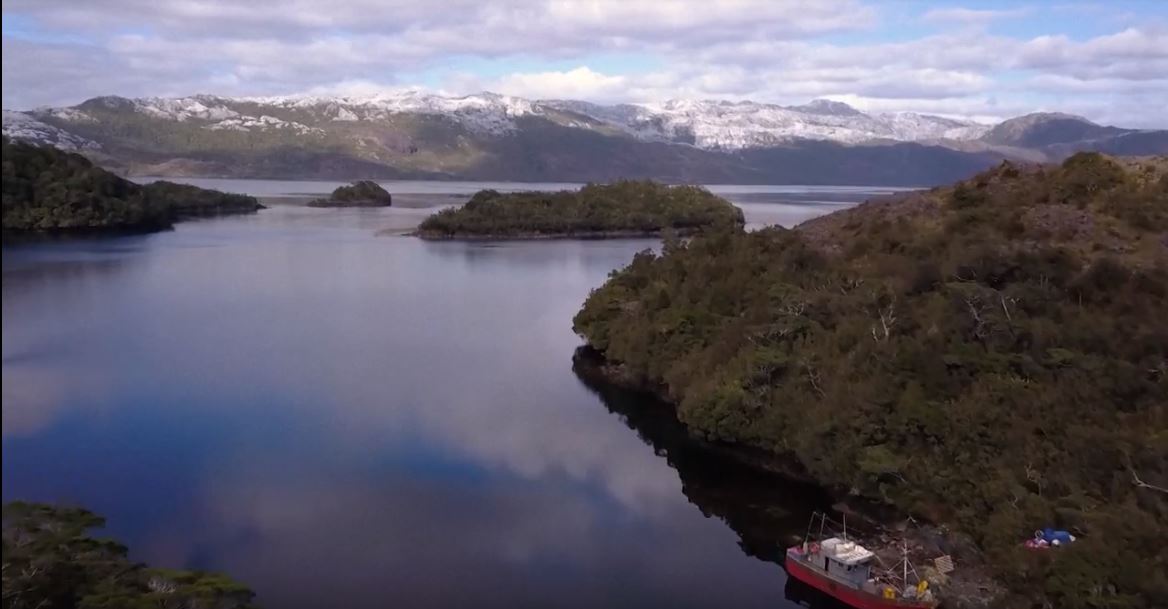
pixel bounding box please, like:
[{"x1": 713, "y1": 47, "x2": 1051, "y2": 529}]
[{"x1": 2, "y1": 0, "x2": 1166, "y2": 126}]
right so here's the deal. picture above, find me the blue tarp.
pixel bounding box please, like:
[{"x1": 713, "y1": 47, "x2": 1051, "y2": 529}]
[{"x1": 1039, "y1": 528, "x2": 1075, "y2": 544}]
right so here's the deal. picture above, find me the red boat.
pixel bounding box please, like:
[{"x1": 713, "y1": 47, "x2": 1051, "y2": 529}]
[{"x1": 784, "y1": 513, "x2": 938, "y2": 609}]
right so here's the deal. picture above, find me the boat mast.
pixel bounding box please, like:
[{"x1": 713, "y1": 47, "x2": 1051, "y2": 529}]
[
  {"x1": 843, "y1": 513, "x2": 847, "y2": 541},
  {"x1": 903, "y1": 541, "x2": 908, "y2": 593},
  {"x1": 803, "y1": 512, "x2": 815, "y2": 547}
]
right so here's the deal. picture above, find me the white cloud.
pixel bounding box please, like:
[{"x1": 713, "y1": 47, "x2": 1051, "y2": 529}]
[
  {"x1": 1016, "y1": 27, "x2": 1168, "y2": 80},
  {"x1": 485, "y1": 67, "x2": 632, "y2": 100},
  {"x1": 922, "y1": 7, "x2": 1031, "y2": 24},
  {"x1": 2, "y1": 0, "x2": 1167, "y2": 127},
  {"x1": 5, "y1": 0, "x2": 873, "y2": 43}
]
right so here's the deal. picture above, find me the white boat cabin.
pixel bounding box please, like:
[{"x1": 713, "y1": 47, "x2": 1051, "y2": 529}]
[{"x1": 807, "y1": 537, "x2": 876, "y2": 587}]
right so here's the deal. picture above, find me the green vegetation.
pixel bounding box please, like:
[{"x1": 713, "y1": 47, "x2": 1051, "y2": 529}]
[
  {"x1": 139, "y1": 180, "x2": 264, "y2": 217},
  {"x1": 2, "y1": 137, "x2": 262, "y2": 232},
  {"x1": 415, "y1": 180, "x2": 744, "y2": 239},
  {"x1": 307, "y1": 180, "x2": 393, "y2": 207},
  {"x1": 574, "y1": 154, "x2": 1168, "y2": 608},
  {"x1": 2, "y1": 137, "x2": 169, "y2": 231},
  {"x1": 2, "y1": 502, "x2": 256, "y2": 609}
]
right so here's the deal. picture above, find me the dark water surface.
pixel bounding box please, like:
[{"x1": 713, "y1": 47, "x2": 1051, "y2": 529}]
[{"x1": 1, "y1": 191, "x2": 877, "y2": 608}]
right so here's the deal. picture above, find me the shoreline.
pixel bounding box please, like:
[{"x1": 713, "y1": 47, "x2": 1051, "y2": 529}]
[
  {"x1": 410, "y1": 229, "x2": 686, "y2": 241},
  {"x1": 571, "y1": 345, "x2": 1005, "y2": 608},
  {"x1": 2, "y1": 205, "x2": 263, "y2": 241},
  {"x1": 571, "y1": 346, "x2": 819, "y2": 483},
  {"x1": 305, "y1": 200, "x2": 392, "y2": 208},
  {"x1": 408, "y1": 222, "x2": 743, "y2": 241}
]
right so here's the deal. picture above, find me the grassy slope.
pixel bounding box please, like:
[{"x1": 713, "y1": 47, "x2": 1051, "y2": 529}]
[{"x1": 573, "y1": 154, "x2": 1168, "y2": 608}]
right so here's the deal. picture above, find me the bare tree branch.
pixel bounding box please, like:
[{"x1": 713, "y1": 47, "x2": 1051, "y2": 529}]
[
  {"x1": 870, "y1": 299, "x2": 897, "y2": 342},
  {"x1": 1131, "y1": 470, "x2": 1168, "y2": 494},
  {"x1": 803, "y1": 360, "x2": 826, "y2": 398},
  {"x1": 965, "y1": 296, "x2": 989, "y2": 341},
  {"x1": 1000, "y1": 294, "x2": 1015, "y2": 322}
]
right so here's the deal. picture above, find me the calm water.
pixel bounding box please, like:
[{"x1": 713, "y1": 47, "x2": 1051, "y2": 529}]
[
  {"x1": 2, "y1": 183, "x2": 885, "y2": 608},
  {"x1": 138, "y1": 177, "x2": 905, "y2": 231}
]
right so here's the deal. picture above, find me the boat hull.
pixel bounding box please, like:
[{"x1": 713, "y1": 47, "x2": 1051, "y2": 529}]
[{"x1": 785, "y1": 547, "x2": 938, "y2": 609}]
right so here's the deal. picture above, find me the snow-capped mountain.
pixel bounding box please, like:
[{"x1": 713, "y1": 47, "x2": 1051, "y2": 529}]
[
  {"x1": 3, "y1": 92, "x2": 1163, "y2": 185},
  {"x1": 4, "y1": 91, "x2": 989, "y2": 149},
  {"x1": 237, "y1": 91, "x2": 538, "y2": 134},
  {"x1": 562, "y1": 98, "x2": 990, "y2": 148},
  {"x1": 2, "y1": 109, "x2": 99, "y2": 151}
]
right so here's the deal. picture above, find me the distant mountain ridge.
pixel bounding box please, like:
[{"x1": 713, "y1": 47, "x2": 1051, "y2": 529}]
[
  {"x1": 3, "y1": 92, "x2": 1165, "y2": 185},
  {"x1": 980, "y1": 112, "x2": 1128, "y2": 147}
]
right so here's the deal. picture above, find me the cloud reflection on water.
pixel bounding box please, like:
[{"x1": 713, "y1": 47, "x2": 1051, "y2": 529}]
[{"x1": 1, "y1": 191, "x2": 875, "y2": 608}]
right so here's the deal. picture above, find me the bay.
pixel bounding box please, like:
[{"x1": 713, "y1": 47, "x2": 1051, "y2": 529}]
[{"x1": 1, "y1": 182, "x2": 889, "y2": 608}]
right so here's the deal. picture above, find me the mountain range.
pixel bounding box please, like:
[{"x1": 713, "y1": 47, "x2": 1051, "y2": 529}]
[{"x1": 4, "y1": 92, "x2": 1165, "y2": 185}]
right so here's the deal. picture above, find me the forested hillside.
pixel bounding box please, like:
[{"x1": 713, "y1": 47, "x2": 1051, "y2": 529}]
[
  {"x1": 574, "y1": 153, "x2": 1168, "y2": 608},
  {"x1": 2, "y1": 137, "x2": 262, "y2": 232}
]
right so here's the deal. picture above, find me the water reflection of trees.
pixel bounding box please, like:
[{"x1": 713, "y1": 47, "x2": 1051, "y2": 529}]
[
  {"x1": 572, "y1": 348, "x2": 833, "y2": 564},
  {"x1": 2, "y1": 236, "x2": 151, "y2": 307},
  {"x1": 420, "y1": 238, "x2": 658, "y2": 271},
  {"x1": 573, "y1": 350, "x2": 853, "y2": 608}
]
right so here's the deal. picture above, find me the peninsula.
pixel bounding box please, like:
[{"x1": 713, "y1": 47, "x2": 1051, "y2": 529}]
[
  {"x1": 1, "y1": 137, "x2": 262, "y2": 233},
  {"x1": 573, "y1": 153, "x2": 1168, "y2": 608}
]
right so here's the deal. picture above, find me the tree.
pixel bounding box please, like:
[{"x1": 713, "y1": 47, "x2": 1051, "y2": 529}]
[{"x1": 2, "y1": 502, "x2": 256, "y2": 609}]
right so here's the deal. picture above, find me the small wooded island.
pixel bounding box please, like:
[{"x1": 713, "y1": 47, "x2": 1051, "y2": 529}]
[
  {"x1": 574, "y1": 153, "x2": 1168, "y2": 609},
  {"x1": 413, "y1": 180, "x2": 744, "y2": 239},
  {"x1": 307, "y1": 180, "x2": 393, "y2": 207},
  {"x1": 1, "y1": 137, "x2": 263, "y2": 233}
]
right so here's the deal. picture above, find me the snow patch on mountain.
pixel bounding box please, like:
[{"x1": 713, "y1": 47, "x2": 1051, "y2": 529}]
[
  {"x1": 2, "y1": 110, "x2": 100, "y2": 150},
  {"x1": 333, "y1": 107, "x2": 359, "y2": 122},
  {"x1": 202, "y1": 114, "x2": 322, "y2": 134},
  {"x1": 44, "y1": 108, "x2": 97, "y2": 123},
  {"x1": 621, "y1": 99, "x2": 991, "y2": 149},
  {"x1": 242, "y1": 90, "x2": 536, "y2": 134},
  {"x1": 133, "y1": 97, "x2": 240, "y2": 121},
  {"x1": 881, "y1": 112, "x2": 992, "y2": 141},
  {"x1": 540, "y1": 99, "x2": 683, "y2": 141},
  {"x1": 543, "y1": 97, "x2": 989, "y2": 148}
]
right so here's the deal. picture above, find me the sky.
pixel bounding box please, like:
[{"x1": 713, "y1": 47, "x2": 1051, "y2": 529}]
[{"x1": 2, "y1": 0, "x2": 1166, "y2": 127}]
